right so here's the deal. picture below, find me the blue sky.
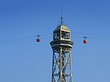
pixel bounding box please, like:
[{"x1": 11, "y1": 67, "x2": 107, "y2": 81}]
[{"x1": 0, "y1": 0, "x2": 110, "y2": 82}]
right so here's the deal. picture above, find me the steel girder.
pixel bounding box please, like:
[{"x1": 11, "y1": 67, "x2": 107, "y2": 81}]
[{"x1": 52, "y1": 47, "x2": 73, "y2": 82}]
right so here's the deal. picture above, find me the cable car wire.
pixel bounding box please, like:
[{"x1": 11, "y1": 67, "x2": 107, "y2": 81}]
[
  {"x1": 71, "y1": 35, "x2": 110, "y2": 40},
  {"x1": 39, "y1": 33, "x2": 52, "y2": 36},
  {"x1": 0, "y1": 35, "x2": 52, "y2": 45},
  {"x1": 0, "y1": 36, "x2": 36, "y2": 43},
  {"x1": 71, "y1": 32, "x2": 110, "y2": 37},
  {"x1": 0, "y1": 33, "x2": 52, "y2": 43},
  {"x1": 0, "y1": 38, "x2": 35, "y2": 45},
  {"x1": 0, "y1": 32, "x2": 110, "y2": 45}
]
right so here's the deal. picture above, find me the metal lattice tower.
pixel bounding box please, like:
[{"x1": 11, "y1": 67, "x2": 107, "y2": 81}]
[{"x1": 50, "y1": 16, "x2": 74, "y2": 82}]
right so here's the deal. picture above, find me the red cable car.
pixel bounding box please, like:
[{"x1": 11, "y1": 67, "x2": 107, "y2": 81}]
[
  {"x1": 37, "y1": 38, "x2": 40, "y2": 42},
  {"x1": 36, "y1": 35, "x2": 40, "y2": 42},
  {"x1": 83, "y1": 37, "x2": 87, "y2": 44}
]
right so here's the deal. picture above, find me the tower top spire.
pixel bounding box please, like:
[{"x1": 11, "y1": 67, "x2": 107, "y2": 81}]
[{"x1": 61, "y1": 10, "x2": 63, "y2": 25}]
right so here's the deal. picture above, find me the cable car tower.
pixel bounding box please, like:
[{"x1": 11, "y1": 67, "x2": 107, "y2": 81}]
[{"x1": 50, "y1": 15, "x2": 74, "y2": 82}]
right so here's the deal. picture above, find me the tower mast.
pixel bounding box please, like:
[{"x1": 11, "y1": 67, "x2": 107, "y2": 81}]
[
  {"x1": 61, "y1": 11, "x2": 63, "y2": 25},
  {"x1": 50, "y1": 16, "x2": 74, "y2": 82}
]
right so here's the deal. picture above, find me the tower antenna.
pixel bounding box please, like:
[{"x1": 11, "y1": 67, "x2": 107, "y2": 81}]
[{"x1": 61, "y1": 10, "x2": 63, "y2": 25}]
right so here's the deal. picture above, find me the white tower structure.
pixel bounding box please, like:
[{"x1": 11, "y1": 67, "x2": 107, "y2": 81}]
[{"x1": 50, "y1": 16, "x2": 74, "y2": 82}]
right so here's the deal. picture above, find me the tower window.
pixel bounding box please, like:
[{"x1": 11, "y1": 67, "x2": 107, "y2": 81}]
[
  {"x1": 54, "y1": 32, "x2": 60, "y2": 40},
  {"x1": 62, "y1": 31, "x2": 70, "y2": 39}
]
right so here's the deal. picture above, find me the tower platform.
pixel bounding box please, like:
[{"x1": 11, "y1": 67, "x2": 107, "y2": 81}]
[{"x1": 50, "y1": 40, "x2": 74, "y2": 48}]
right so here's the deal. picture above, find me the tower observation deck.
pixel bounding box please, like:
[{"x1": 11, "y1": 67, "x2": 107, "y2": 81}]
[{"x1": 50, "y1": 16, "x2": 74, "y2": 82}]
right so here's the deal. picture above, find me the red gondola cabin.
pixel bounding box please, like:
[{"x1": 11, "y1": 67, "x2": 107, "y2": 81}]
[
  {"x1": 83, "y1": 40, "x2": 87, "y2": 44},
  {"x1": 83, "y1": 36, "x2": 87, "y2": 44},
  {"x1": 36, "y1": 35, "x2": 40, "y2": 42},
  {"x1": 36, "y1": 38, "x2": 40, "y2": 42}
]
